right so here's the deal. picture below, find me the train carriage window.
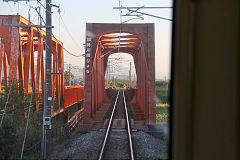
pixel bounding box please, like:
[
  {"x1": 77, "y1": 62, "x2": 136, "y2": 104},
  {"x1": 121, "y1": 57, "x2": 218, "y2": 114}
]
[{"x1": 0, "y1": 0, "x2": 174, "y2": 159}]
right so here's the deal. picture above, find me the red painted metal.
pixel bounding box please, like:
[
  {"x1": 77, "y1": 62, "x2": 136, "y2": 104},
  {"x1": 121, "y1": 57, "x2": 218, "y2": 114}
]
[
  {"x1": 84, "y1": 23, "x2": 156, "y2": 124},
  {"x1": 0, "y1": 15, "x2": 65, "y2": 113},
  {"x1": 26, "y1": 86, "x2": 84, "y2": 117},
  {"x1": 0, "y1": 15, "x2": 86, "y2": 120},
  {"x1": 66, "y1": 107, "x2": 84, "y2": 131},
  {"x1": 63, "y1": 86, "x2": 84, "y2": 108},
  {"x1": 52, "y1": 86, "x2": 84, "y2": 117},
  {"x1": 0, "y1": 16, "x2": 155, "y2": 125}
]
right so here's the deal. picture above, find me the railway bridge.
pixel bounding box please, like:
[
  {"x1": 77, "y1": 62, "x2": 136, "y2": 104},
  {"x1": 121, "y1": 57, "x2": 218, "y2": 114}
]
[
  {"x1": 0, "y1": 15, "x2": 156, "y2": 130},
  {"x1": 83, "y1": 23, "x2": 156, "y2": 127},
  {"x1": 0, "y1": 15, "x2": 84, "y2": 116}
]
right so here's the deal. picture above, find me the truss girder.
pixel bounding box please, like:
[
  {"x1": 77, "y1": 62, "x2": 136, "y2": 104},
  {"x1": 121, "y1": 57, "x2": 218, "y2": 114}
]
[
  {"x1": 84, "y1": 23, "x2": 156, "y2": 124},
  {"x1": 0, "y1": 15, "x2": 64, "y2": 112}
]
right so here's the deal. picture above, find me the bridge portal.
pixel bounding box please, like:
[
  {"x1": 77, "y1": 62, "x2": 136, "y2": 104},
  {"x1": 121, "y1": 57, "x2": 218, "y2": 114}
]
[{"x1": 83, "y1": 23, "x2": 156, "y2": 125}]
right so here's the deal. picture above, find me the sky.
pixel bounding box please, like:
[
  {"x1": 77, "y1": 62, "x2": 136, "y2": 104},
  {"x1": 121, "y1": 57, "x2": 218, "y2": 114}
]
[{"x1": 0, "y1": 0, "x2": 173, "y2": 80}]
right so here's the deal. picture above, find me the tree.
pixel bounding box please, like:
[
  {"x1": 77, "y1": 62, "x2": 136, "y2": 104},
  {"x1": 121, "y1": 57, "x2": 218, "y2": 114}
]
[
  {"x1": 64, "y1": 71, "x2": 74, "y2": 82},
  {"x1": 0, "y1": 79, "x2": 42, "y2": 159},
  {"x1": 156, "y1": 80, "x2": 168, "y2": 88}
]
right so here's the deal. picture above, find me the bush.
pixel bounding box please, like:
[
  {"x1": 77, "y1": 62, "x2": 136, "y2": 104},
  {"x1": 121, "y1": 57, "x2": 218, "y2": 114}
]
[
  {"x1": 0, "y1": 116, "x2": 18, "y2": 158},
  {"x1": 156, "y1": 87, "x2": 169, "y2": 104},
  {"x1": 0, "y1": 79, "x2": 42, "y2": 159}
]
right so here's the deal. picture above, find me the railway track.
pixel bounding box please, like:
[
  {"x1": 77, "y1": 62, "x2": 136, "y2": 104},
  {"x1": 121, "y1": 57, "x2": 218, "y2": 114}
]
[{"x1": 98, "y1": 90, "x2": 134, "y2": 160}]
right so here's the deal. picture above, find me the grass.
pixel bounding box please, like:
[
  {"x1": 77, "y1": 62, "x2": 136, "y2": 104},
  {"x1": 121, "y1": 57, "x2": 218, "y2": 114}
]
[
  {"x1": 156, "y1": 87, "x2": 169, "y2": 104},
  {"x1": 156, "y1": 87, "x2": 169, "y2": 124},
  {"x1": 155, "y1": 84, "x2": 169, "y2": 158},
  {"x1": 158, "y1": 154, "x2": 168, "y2": 159},
  {"x1": 156, "y1": 104, "x2": 169, "y2": 124},
  {"x1": 156, "y1": 105, "x2": 169, "y2": 114}
]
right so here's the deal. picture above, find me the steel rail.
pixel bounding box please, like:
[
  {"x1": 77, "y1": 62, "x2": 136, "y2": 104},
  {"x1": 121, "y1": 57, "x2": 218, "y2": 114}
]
[
  {"x1": 98, "y1": 91, "x2": 120, "y2": 160},
  {"x1": 114, "y1": 93, "x2": 119, "y2": 119},
  {"x1": 123, "y1": 91, "x2": 134, "y2": 160}
]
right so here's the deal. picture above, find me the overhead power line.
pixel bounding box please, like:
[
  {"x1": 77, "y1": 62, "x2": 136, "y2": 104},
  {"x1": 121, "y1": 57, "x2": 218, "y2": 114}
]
[
  {"x1": 124, "y1": 9, "x2": 172, "y2": 21},
  {"x1": 113, "y1": 6, "x2": 173, "y2": 21},
  {"x1": 63, "y1": 47, "x2": 85, "y2": 57},
  {"x1": 50, "y1": 4, "x2": 84, "y2": 58},
  {"x1": 59, "y1": 14, "x2": 84, "y2": 50},
  {"x1": 113, "y1": 6, "x2": 173, "y2": 9},
  {"x1": 7, "y1": 0, "x2": 84, "y2": 58}
]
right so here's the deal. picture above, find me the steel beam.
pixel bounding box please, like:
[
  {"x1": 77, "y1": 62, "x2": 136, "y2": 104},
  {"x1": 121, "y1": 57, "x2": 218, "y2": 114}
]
[
  {"x1": 0, "y1": 15, "x2": 64, "y2": 114},
  {"x1": 84, "y1": 23, "x2": 156, "y2": 125}
]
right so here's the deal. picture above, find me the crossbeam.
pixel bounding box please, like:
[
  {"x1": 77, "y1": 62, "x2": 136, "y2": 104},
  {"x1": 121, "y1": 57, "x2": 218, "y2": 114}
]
[
  {"x1": 113, "y1": 6, "x2": 173, "y2": 9},
  {"x1": 4, "y1": 24, "x2": 54, "y2": 28},
  {"x1": 0, "y1": 15, "x2": 64, "y2": 113}
]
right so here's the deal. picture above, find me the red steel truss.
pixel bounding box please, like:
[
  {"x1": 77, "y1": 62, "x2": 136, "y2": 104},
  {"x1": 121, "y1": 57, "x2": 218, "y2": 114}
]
[
  {"x1": 84, "y1": 23, "x2": 156, "y2": 124},
  {"x1": 0, "y1": 16, "x2": 155, "y2": 123},
  {"x1": 0, "y1": 15, "x2": 65, "y2": 113}
]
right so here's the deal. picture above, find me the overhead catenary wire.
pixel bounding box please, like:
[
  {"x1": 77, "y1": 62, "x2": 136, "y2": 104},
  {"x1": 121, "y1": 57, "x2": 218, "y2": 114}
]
[
  {"x1": 35, "y1": 2, "x2": 84, "y2": 62},
  {"x1": 29, "y1": 4, "x2": 84, "y2": 58},
  {"x1": 49, "y1": 3, "x2": 85, "y2": 58},
  {"x1": 3, "y1": 0, "x2": 83, "y2": 156},
  {"x1": 126, "y1": 9, "x2": 172, "y2": 21},
  {"x1": 59, "y1": 14, "x2": 84, "y2": 51},
  {"x1": 19, "y1": 4, "x2": 35, "y2": 159},
  {"x1": 118, "y1": 0, "x2": 123, "y2": 53},
  {"x1": 63, "y1": 46, "x2": 85, "y2": 57},
  {"x1": 52, "y1": 30, "x2": 85, "y2": 58},
  {"x1": 26, "y1": 1, "x2": 84, "y2": 58},
  {"x1": 6, "y1": 1, "x2": 84, "y2": 59},
  {"x1": 6, "y1": 1, "x2": 45, "y2": 25},
  {"x1": 51, "y1": 23, "x2": 84, "y2": 57},
  {"x1": 36, "y1": 0, "x2": 46, "y2": 10},
  {"x1": 36, "y1": 0, "x2": 42, "y2": 25}
]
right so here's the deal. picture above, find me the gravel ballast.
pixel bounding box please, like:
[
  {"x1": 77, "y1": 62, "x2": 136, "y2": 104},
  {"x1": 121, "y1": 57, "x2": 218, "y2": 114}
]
[
  {"x1": 51, "y1": 130, "x2": 168, "y2": 159},
  {"x1": 132, "y1": 131, "x2": 168, "y2": 159},
  {"x1": 51, "y1": 131, "x2": 104, "y2": 159}
]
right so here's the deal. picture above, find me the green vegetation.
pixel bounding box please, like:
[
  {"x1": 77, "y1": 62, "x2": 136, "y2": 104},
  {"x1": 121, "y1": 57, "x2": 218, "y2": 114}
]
[
  {"x1": 0, "y1": 79, "x2": 69, "y2": 159},
  {"x1": 0, "y1": 79, "x2": 42, "y2": 159},
  {"x1": 156, "y1": 104, "x2": 169, "y2": 124},
  {"x1": 156, "y1": 80, "x2": 168, "y2": 88},
  {"x1": 155, "y1": 80, "x2": 170, "y2": 124},
  {"x1": 64, "y1": 71, "x2": 74, "y2": 83},
  {"x1": 158, "y1": 154, "x2": 168, "y2": 159},
  {"x1": 156, "y1": 87, "x2": 169, "y2": 104},
  {"x1": 106, "y1": 79, "x2": 136, "y2": 89}
]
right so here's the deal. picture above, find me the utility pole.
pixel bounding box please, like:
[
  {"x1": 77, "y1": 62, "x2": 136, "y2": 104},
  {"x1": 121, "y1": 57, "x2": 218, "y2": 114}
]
[
  {"x1": 2, "y1": 0, "x2": 54, "y2": 158},
  {"x1": 68, "y1": 64, "x2": 71, "y2": 86},
  {"x1": 42, "y1": 0, "x2": 52, "y2": 158}
]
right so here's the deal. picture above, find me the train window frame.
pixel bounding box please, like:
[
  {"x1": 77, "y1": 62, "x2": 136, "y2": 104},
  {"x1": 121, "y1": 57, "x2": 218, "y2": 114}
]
[{"x1": 169, "y1": 0, "x2": 176, "y2": 159}]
